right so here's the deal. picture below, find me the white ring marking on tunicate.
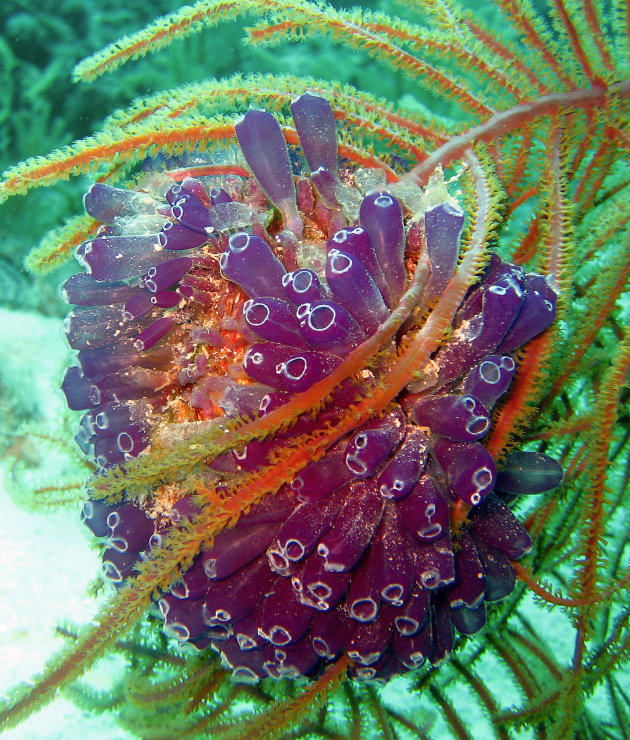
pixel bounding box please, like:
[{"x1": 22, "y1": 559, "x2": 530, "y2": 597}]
[
  {"x1": 228, "y1": 232, "x2": 251, "y2": 252},
  {"x1": 465, "y1": 416, "x2": 490, "y2": 436},
  {"x1": 246, "y1": 349, "x2": 264, "y2": 366},
  {"x1": 308, "y1": 304, "x2": 336, "y2": 332},
  {"x1": 346, "y1": 453, "x2": 368, "y2": 476},
  {"x1": 293, "y1": 270, "x2": 314, "y2": 293},
  {"x1": 329, "y1": 250, "x2": 352, "y2": 274},
  {"x1": 282, "y1": 357, "x2": 307, "y2": 380},
  {"x1": 374, "y1": 194, "x2": 394, "y2": 208},
  {"x1": 284, "y1": 538, "x2": 305, "y2": 560},
  {"x1": 479, "y1": 360, "x2": 501, "y2": 383},
  {"x1": 244, "y1": 301, "x2": 270, "y2": 327},
  {"x1": 308, "y1": 581, "x2": 333, "y2": 600},
  {"x1": 296, "y1": 303, "x2": 312, "y2": 320}
]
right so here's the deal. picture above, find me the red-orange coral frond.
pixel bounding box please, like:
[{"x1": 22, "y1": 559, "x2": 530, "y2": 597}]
[{"x1": 511, "y1": 561, "x2": 594, "y2": 608}]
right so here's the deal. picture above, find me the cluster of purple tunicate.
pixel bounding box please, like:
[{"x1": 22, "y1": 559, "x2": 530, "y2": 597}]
[{"x1": 64, "y1": 93, "x2": 562, "y2": 683}]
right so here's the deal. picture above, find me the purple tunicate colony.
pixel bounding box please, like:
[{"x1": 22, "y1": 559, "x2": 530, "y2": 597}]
[{"x1": 63, "y1": 92, "x2": 562, "y2": 683}]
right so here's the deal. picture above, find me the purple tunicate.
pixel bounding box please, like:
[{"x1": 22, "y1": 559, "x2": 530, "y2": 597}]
[
  {"x1": 180, "y1": 177, "x2": 208, "y2": 203},
  {"x1": 203, "y1": 556, "x2": 277, "y2": 624},
  {"x1": 61, "y1": 366, "x2": 98, "y2": 410},
  {"x1": 282, "y1": 269, "x2": 326, "y2": 304},
  {"x1": 93, "y1": 436, "x2": 126, "y2": 468},
  {"x1": 344, "y1": 409, "x2": 405, "y2": 478},
  {"x1": 202, "y1": 523, "x2": 279, "y2": 580},
  {"x1": 326, "y1": 249, "x2": 389, "y2": 333},
  {"x1": 447, "y1": 531, "x2": 486, "y2": 608},
  {"x1": 393, "y1": 586, "x2": 430, "y2": 636},
  {"x1": 77, "y1": 235, "x2": 170, "y2": 281},
  {"x1": 468, "y1": 493, "x2": 532, "y2": 559},
  {"x1": 82, "y1": 498, "x2": 118, "y2": 537},
  {"x1": 449, "y1": 603, "x2": 486, "y2": 635},
  {"x1": 429, "y1": 595, "x2": 454, "y2": 666},
  {"x1": 259, "y1": 578, "x2": 315, "y2": 646},
  {"x1": 150, "y1": 290, "x2": 180, "y2": 309},
  {"x1": 233, "y1": 435, "x2": 292, "y2": 472},
  {"x1": 424, "y1": 202, "x2": 465, "y2": 297},
  {"x1": 170, "y1": 556, "x2": 210, "y2": 600},
  {"x1": 412, "y1": 536, "x2": 456, "y2": 589},
  {"x1": 462, "y1": 354, "x2": 516, "y2": 405},
  {"x1": 411, "y1": 394, "x2": 490, "y2": 441},
  {"x1": 346, "y1": 552, "x2": 380, "y2": 622},
  {"x1": 377, "y1": 427, "x2": 428, "y2": 500},
  {"x1": 60, "y1": 273, "x2": 139, "y2": 306},
  {"x1": 398, "y1": 474, "x2": 450, "y2": 542},
  {"x1": 78, "y1": 340, "x2": 172, "y2": 379},
  {"x1": 169, "y1": 495, "x2": 201, "y2": 526},
  {"x1": 237, "y1": 486, "x2": 297, "y2": 528},
  {"x1": 497, "y1": 285, "x2": 557, "y2": 353},
  {"x1": 317, "y1": 480, "x2": 384, "y2": 572},
  {"x1": 295, "y1": 553, "x2": 351, "y2": 609},
  {"x1": 220, "y1": 232, "x2": 287, "y2": 299},
  {"x1": 269, "y1": 636, "x2": 321, "y2": 678},
  {"x1": 290, "y1": 92, "x2": 338, "y2": 175},
  {"x1": 311, "y1": 608, "x2": 356, "y2": 659},
  {"x1": 370, "y1": 505, "x2": 414, "y2": 606},
  {"x1": 235, "y1": 109, "x2": 300, "y2": 234},
  {"x1": 107, "y1": 502, "x2": 154, "y2": 553},
  {"x1": 159, "y1": 594, "x2": 207, "y2": 641},
  {"x1": 244, "y1": 297, "x2": 308, "y2": 348},
  {"x1": 134, "y1": 317, "x2": 175, "y2": 351},
  {"x1": 116, "y1": 424, "x2": 150, "y2": 457},
  {"x1": 233, "y1": 609, "x2": 264, "y2": 650},
  {"x1": 296, "y1": 300, "x2": 366, "y2": 355},
  {"x1": 64, "y1": 306, "x2": 143, "y2": 351},
  {"x1": 218, "y1": 638, "x2": 266, "y2": 682},
  {"x1": 310, "y1": 167, "x2": 341, "y2": 208},
  {"x1": 165, "y1": 183, "x2": 187, "y2": 205},
  {"x1": 351, "y1": 649, "x2": 399, "y2": 682},
  {"x1": 328, "y1": 227, "x2": 388, "y2": 299},
  {"x1": 434, "y1": 439, "x2": 496, "y2": 506},
  {"x1": 91, "y1": 403, "x2": 136, "y2": 436},
  {"x1": 347, "y1": 615, "x2": 392, "y2": 666},
  {"x1": 435, "y1": 267, "x2": 525, "y2": 385},
  {"x1": 158, "y1": 220, "x2": 208, "y2": 251},
  {"x1": 275, "y1": 498, "x2": 338, "y2": 562},
  {"x1": 393, "y1": 619, "x2": 432, "y2": 669},
  {"x1": 471, "y1": 536, "x2": 515, "y2": 602},
  {"x1": 524, "y1": 272, "x2": 558, "y2": 304},
  {"x1": 495, "y1": 451, "x2": 563, "y2": 494},
  {"x1": 243, "y1": 342, "x2": 340, "y2": 392},
  {"x1": 91, "y1": 367, "x2": 169, "y2": 404},
  {"x1": 123, "y1": 290, "x2": 154, "y2": 320},
  {"x1": 140, "y1": 257, "x2": 193, "y2": 293},
  {"x1": 83, "y1": 183, "x2": 157, "y2": 223},
  {"x1": 79, "y1": 346, "x2": 131, "y2": 381},
  {"x1": 170, "y1": 193, "x2": 211, "y2": 233},
  {"x1": 359, "y1": 191, "x2": 406, "y2": 304},
  {"x1": 275, "y1": 350, "x2": 341, "y2": 393},
  {"x1": 209, "y1": 186, "x2": 232, "y2": 206},
  {"x1": 102, "y1": 547, "x2": 139, "y2": 582},
  {"x1": 460, "y1": 261, "x2": 523, "y2": 321},
  {"x1": 291, "y1": 448, "x2": 355, "y2": 503}
]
